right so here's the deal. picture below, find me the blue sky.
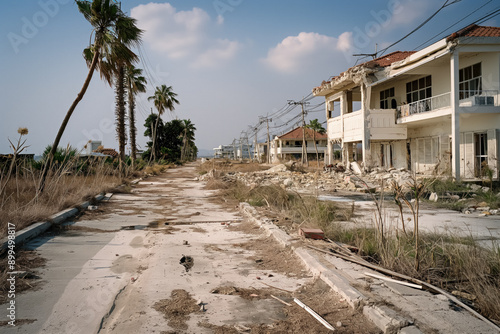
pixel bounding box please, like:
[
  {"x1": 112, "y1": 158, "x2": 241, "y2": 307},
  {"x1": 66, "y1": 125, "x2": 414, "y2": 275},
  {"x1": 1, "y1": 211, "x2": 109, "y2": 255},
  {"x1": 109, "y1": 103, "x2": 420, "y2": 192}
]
[{"x1": 1, "y1": 0, "x2": 498, "y2": 156}]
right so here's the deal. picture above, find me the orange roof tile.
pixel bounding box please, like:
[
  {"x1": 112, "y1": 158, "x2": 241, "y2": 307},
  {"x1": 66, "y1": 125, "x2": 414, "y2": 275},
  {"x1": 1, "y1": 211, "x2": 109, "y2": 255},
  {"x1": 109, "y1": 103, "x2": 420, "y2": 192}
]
[
  {"x1": 447, "y1": 24, "x2": 500, "y2": 41},
  {"x1": 277, "y1": 127, "x2": 327, "y2": 140}
]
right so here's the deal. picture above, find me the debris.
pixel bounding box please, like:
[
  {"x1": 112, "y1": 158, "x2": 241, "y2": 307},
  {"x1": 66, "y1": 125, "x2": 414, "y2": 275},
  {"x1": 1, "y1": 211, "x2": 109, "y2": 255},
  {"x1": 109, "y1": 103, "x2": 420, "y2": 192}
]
[
  {"x1": 180, "y1": 255, "x2": 194, "y2": 272},
  {"x1": 249, "y1": 294, "x2": 259, "y2": 297},
  {"x1": 255, "y1": 259, "x2": 263, "y2": 263},
  {"x1": 299, "y1": 228, "x2": 325, "y2": 240},
  {"x1": 200, "y1": 304, "x2": 206, "y2": 312},
  {"x1": 183, "y1": 240, "x2": 189, "y2": 245},
  {"x1": 258, "y1": 281, "x2": 293, "y2": 293},
  {"x1": 131, "y1": 277, "x2": 137, "y2": 283},
  {"x1": 271, "y1": 294, "x2": 292, "y2": 306},
  {"x1": 88, "y1": 205, "x2": 98, "y2": 210},
  {"x1": 294, "y1": 298, "x2": 335, "y2": 331},
  {"x1": 336, "y1": 321, "x2": 343, "y2": 328},
  {"x1": 429, "y1": 192, "x2": 438, "y2": 202},
  {"x1": 452, "y1": 290, "x2": 477, "y2": 301},
  {"x1": 364, "y1": 272, "x2": 422, "y2": 289}
]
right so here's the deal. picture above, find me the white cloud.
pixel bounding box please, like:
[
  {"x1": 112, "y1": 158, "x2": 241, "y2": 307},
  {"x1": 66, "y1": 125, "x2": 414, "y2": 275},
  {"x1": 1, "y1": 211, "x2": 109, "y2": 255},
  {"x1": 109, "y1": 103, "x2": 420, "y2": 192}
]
[
  {"x1": 262, "y1": 32, "x2": 352, "y2": 73},
  {"x1": 192, "y1": 39, "x2": 241, "y2": 69},
  {"x1": 385, "y1": 0, "x2": 434, "y2": 29},
  {"x1": 131, "y1": 3, "x2": 240, "y2": 68}
]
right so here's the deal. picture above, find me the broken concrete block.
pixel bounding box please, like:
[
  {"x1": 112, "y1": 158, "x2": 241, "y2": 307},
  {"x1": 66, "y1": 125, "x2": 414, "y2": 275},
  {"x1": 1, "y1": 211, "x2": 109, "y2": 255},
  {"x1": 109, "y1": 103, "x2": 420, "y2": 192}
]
[
  {"x1": 299, "y1": 228, "x2": 325, "y2": 240},
  {"x1": 429, "y1": 192, "x2": 438, "y2": 202},
  {"x1": 350, "y1": 161, "x2": 362, "y2": 175}
]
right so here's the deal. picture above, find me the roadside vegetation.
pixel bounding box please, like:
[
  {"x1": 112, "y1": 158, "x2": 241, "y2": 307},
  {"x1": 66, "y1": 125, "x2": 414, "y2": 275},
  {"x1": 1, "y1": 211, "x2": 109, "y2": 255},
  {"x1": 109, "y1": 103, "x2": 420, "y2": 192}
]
[{"x1": 199, "y1": 160, "x2": 500, "y2": 324}]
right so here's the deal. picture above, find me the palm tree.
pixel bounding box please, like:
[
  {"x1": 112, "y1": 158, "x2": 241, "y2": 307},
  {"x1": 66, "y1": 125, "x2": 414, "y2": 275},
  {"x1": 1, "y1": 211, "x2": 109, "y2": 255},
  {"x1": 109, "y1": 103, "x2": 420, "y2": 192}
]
[
  {"x1": 38, "y1": 0, "x2": 142, "y2": 192},
  {"x1": 181, "y1": 119, "x2": 196, "y2": 161},
  {"x1": 115, "y1": 65, "x2": 127, "y2": 162},
  {"x1": 147, "y1": 85, "x2": 180, "y2": 161},
  {"x1": 125, "y1": 65, "x2": 147, "y2": 167},
  {"x1": 305, "y1": 119, "x2": 326, "y2": 168}
]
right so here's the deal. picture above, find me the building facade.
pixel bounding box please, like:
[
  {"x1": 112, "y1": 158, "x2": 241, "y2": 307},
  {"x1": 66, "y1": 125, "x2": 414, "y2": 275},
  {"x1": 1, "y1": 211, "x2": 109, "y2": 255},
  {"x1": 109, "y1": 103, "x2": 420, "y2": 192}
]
[{"x1": 313, "y1": 25, "x2": 500, "y2": 181}]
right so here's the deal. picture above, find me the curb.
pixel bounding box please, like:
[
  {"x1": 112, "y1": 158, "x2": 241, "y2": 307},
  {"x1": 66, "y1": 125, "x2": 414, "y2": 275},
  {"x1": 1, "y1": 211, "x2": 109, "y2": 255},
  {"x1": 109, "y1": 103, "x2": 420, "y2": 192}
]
[
  {"x1": 239, "y1": 202, "x2": 417, "y2": 334},
  {"x1": 0, "y1": 193, "x2": 109, "y2": 253}
]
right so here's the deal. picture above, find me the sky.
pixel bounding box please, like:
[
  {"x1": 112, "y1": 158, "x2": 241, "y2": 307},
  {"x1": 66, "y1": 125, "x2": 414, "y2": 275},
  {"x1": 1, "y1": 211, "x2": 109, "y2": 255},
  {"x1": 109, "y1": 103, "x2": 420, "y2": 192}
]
[{"x1": 0, "y1": 0, "x2": 498, "y2": 156}]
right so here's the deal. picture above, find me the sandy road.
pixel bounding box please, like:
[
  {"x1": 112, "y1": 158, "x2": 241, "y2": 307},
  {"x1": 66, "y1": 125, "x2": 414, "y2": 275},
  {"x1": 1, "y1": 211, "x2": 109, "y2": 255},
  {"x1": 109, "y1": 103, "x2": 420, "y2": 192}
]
[{"x1": 1, "y1": 163, "x2": 378, "y2": 334}]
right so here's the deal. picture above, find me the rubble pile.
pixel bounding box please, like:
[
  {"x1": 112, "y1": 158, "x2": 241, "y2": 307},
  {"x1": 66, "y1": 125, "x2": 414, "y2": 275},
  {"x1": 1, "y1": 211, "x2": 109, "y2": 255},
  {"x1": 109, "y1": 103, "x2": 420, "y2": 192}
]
[{"x1": 199, "y1": 162, "x2": 500, "y2": 217}]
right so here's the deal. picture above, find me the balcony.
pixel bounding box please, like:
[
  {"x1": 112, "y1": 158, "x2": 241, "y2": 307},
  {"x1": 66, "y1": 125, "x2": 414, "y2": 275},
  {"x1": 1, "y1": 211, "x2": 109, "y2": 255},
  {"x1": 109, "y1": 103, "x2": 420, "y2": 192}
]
[{"x1": 397, "y1": 92, "x2": 451, "y2": 118}]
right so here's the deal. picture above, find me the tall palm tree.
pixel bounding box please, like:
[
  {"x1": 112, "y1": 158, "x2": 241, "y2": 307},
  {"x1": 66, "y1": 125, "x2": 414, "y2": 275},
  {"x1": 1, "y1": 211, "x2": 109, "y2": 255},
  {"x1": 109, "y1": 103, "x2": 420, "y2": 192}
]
[
  {"x1": 305, "y1": 119, "x2": 326, "y2": 168},
  {"x1": 115, "y1": 65, "x2": 127, "y2": 162},
  {"x1": 181, "y1": 119, "x2": 196, "y2": 161},
  {"x1": 38, "y1": 0, "x2": 142, "y2": 192},
  {"x1": 147, "y1": 85, "x2": 180, "y2": 161},
  {"x1": 125, "y1": 65, "x2": 147, "y2": 167}
]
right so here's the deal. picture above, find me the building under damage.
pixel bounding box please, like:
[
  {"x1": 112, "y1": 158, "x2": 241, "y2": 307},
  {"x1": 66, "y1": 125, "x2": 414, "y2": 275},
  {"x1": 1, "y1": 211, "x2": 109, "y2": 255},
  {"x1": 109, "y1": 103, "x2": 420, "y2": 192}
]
[{"x1": 313, "y1": 24, "x2": 500, "y2": 181}]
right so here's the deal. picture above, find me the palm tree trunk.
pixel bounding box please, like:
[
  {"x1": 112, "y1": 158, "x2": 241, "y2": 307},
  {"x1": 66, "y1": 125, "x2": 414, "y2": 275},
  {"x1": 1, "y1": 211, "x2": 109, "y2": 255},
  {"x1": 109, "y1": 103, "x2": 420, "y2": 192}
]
[
  {"x1": 152, "y1": 113, "x2": 161, "y2": 162},
  {"x1": 128, "y1": 90, "x2": 137, "y2": 168},
  {"x1": 38, "y1": 50, "x2": 100, "y2": 193},
  {"x1": 115, "y1": 65, "x2": 126, "y2": 163}
]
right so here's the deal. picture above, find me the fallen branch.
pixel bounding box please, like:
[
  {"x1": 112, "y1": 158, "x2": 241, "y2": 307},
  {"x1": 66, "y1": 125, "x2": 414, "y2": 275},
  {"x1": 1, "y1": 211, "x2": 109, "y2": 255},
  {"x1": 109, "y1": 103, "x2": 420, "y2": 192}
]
[
  {"x1": 364, "y1": 272, "x2": 422, "y2": 290},
  {"x1": 271, "y1": 294, "x2": 292, "y2": 306},
  {"x1": 294, "y1": 298, "x2": 335, "y2": 331},
  {"x1": 257, "y1": 281, "x2": 293, "y2": 293},
  {"x1": 306, "y1": 245, "x2": 500, "y2": 332}
]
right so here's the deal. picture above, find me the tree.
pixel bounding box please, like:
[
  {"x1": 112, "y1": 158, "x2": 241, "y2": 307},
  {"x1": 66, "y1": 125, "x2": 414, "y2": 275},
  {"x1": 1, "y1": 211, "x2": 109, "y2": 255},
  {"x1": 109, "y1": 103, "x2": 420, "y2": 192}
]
[
  {"x1": 180, "y1": 119, "x2": 196, "y2": 161},
  {"x1": 305, "y1": 119, "x2": 326, "y2": 168},
  {"x1": 147, "y1": 85, "x2": 180, "y2": 162},
  {"x1": 125, "y1": 65, "x2": 147, "y2": 167},
  {"x1": 143, "y1": 115, "x2": 184, "y2": 162},
  {"x1": 115, "y1": 65, "x2": 127, "y2": 162},
  {"x1": 38, "y1": 0, "x2": 142, "y2": 192}
]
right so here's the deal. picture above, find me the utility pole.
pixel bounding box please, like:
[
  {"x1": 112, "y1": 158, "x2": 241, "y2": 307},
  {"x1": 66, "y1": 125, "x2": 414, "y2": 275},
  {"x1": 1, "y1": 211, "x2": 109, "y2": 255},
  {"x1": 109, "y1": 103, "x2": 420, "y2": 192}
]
[
  {"x1": 288, "y1": 100, "x2": 310, "y2": 166},
  {"x1": 266, "y1": 117, "x2": 271, "y2": 164}
]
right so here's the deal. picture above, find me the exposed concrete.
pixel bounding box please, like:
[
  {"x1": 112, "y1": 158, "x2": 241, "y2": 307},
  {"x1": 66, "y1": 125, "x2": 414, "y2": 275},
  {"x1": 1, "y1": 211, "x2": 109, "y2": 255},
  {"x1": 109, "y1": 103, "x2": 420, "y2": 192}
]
[
  {"x1": 239, "y1": 202, "x2": 500, "y2": 334},
  {"x1": 0, "y1": 194, "x2": 109, "y2": 253}
]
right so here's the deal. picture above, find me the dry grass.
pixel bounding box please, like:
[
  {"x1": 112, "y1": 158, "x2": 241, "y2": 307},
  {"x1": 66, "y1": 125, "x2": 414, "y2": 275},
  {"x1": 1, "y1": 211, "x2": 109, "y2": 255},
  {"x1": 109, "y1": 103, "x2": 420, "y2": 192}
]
[
  {"x1": 153, "y1": 289, "x2": 199, "y2": 330},
  {"x1": 0, "y1": 160, "x2": 122, "y2": 235}
]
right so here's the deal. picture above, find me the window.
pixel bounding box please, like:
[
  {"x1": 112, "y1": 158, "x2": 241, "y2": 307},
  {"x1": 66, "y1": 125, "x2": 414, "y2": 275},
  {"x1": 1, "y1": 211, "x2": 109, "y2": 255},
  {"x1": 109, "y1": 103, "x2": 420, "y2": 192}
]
[
  {"x1": 474, "y1": 133, "x2": 487, "y2": 177},
  {"x1": 379, "y1": 87, "x2": 395, "y2": 109},
  {"x1": 406, "y1": 76, "x2": 431, "y2": 104},
  {"x1": 459, "y1": 63, "x2": 482, "y2": 100},
  {"x1": 417, "y1": 137, "x2": 439, "y2": 167}
]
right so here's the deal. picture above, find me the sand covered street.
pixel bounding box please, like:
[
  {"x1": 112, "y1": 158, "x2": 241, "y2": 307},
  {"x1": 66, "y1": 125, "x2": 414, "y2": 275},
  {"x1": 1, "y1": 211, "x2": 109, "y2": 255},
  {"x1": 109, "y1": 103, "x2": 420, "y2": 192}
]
[{"x1": 1, "y1": 164, "x2": 378, "y2": 333}]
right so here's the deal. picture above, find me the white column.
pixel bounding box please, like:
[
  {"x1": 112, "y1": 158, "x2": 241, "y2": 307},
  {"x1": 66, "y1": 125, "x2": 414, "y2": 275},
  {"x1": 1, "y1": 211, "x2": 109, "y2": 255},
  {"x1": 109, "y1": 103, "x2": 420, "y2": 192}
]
[
  {"x1": 340, "y1": 91, "x2": 347, "y2": 164},
  {"x1": 361, "y1": 83, "x2": 371, "y2": 170},
  {"x1": 450, "y1": 51, "x2": 461, "y2": 180}
]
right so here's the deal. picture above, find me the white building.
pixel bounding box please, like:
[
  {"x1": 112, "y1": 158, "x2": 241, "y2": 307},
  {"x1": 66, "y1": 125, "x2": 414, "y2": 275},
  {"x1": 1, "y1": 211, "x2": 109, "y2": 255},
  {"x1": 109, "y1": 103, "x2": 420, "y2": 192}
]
[
  {"x1": 270, "y1": 127, "x2": 328, "y2": 163},
  {"x1": 213, "y1": 145, "x2": 236, "y2": 159},
  {"x1": 313, "y1": 24, "x2": 500, "y2": 181}
]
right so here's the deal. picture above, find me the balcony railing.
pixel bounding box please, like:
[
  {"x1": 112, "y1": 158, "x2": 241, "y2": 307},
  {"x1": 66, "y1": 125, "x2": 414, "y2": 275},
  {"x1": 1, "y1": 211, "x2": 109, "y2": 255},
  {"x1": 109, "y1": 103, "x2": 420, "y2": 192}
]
[{"x1": 397, "y1": 92, "x2": 450, "y2": 118}]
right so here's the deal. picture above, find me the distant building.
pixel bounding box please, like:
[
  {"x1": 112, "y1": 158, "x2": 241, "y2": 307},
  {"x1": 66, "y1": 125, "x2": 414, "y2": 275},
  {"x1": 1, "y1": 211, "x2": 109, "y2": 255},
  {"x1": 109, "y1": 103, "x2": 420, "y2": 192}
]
[
  {"x1": 213, "y1": 145, "x2": 236, "y2": 159},
  {"x1": 270, "y1": 127, "x2": 327, "y2": 163}
]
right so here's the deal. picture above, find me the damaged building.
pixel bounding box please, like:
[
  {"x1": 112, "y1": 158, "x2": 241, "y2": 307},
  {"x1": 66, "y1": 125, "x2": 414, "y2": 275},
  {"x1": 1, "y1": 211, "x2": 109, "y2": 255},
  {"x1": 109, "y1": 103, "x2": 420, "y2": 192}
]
[{"x1": 313, "y1": 24, "x2": 500, "y2": 181}]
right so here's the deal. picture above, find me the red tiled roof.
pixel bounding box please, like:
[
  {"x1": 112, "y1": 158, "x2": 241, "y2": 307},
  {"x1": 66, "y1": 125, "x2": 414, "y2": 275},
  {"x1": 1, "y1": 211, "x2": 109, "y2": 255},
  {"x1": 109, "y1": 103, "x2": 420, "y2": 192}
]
[
  {"x1": 363, "y1": 51, "x2": 416, "y2": 68},
  {"x1": 447, "y1": 24, "x2": 500, "y2": 41},
  {"x1": 314, "y1": 51, "x2": 415, "y2": 93},
  {"x1": 94, "y1": 148, "x2": 119, "y2": 157},
  {"x1": 278, "y1": 127, "x2": 327, "y2": 140}
]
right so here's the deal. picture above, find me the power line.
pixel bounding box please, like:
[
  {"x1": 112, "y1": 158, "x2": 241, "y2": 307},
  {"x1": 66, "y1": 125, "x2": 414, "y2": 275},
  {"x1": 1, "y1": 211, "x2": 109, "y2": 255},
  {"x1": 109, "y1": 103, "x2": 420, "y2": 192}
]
[
  {"x1": 377, "y1": 0, "x2": 461, "y2": 57},
  {"x1": 413, "y1": 0, "x2": 495, "y2": 51}
]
